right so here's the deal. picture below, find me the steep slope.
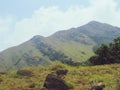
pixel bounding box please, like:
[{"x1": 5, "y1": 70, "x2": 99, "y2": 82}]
[
  {"x1": 0, "y1": 37, "x2": 52, "y2": 71},
  {"x1": 0, "y1": 35, "x2": 71, "y2": 71},
  {"x1": 0, "y1": 21, "x2": 120, "y2": 71},
  {"x1": 79, "y1": 21, "x2": 120, "y2": 45}
]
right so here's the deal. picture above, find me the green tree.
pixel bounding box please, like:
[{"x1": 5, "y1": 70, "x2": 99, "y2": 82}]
[
  {"x1": 89, "y1": 37, "x2": 120, "y2": 65},
  {"x1": 110, "y1": 37, "x2": 120, "y2": 63}
]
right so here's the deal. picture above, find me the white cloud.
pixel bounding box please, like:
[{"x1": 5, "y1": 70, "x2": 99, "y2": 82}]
[
  {"x1": 0, "y1": 0, "x2": 120, "y2": 51},
  {"x1": 0, "y1": 17, "x2": 13, "y2": 33},
  {"x1": 0, "y1": 16, "x2": 15, "y2": 51}
]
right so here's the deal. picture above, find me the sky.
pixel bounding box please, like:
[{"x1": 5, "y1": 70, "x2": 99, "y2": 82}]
[{"x1": 0, "y1": 0, "x2": 120, "y2": 51}]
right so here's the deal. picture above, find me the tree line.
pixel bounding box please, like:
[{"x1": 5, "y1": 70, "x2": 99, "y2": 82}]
[{"x1": 89, "y1": 37, "x2": 120, "y2": 65}]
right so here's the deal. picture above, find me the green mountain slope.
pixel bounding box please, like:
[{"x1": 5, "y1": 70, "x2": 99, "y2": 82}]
[
  {"x1": 0, "y1": 40, "x2": 52, "y2": 71},
  {"x1": 0, "y1": 21, "x2": 120, "y2": 71},
  {"x1": 51, "y1": 42, "x2": 94, "y2": 62}
]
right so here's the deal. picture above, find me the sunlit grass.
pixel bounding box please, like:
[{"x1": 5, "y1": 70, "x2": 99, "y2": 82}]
[{"x1": 0, "y1": 62, "x2": 119, "y2": 90}]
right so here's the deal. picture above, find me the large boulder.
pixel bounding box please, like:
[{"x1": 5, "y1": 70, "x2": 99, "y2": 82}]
[{"x1": 43, "y1": 74, "x2": 69, "y2": 90}]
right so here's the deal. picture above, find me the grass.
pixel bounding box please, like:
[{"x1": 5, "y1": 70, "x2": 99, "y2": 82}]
[
  {"x1": 0, "y1": 62, "x2": 119, "y2": 90},
  {"x1": 56, "y1": 42, "x2": 95, "y2": 62}
]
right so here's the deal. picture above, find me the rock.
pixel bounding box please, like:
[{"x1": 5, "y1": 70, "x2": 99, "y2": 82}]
[
  {"x1": 43, "y1": 74, "x2": 69, "y2": 90},
  {"x1": 29, "y1": 83, "x2": 36, "y2": 88},
  {"x1": 17, "y1": 69, "x2": 33, "y2": 77},
  {"x1": 56, "y1": 69, "x2": 68, "y2": 76},
  {"x1": 89, "y1": 81, "x2": 105, "y2": 90},
  {"x1": 0, "y1": 72, "x2": 6, "y2": 75},
  {"x1": 0, "y1": 78, "x2": 3, "y2": 83}
]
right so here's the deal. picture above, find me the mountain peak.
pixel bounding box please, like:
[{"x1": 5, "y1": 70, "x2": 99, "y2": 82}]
[
  {"x1": 87, "y1": 21, "x2": 103, "y2": 25},
  {"x1": 32, "y1": 35, "x2": 43, "y2": 38},
  {"x1": 30, "y1": 35, "x2": 44, "y2": 41}
]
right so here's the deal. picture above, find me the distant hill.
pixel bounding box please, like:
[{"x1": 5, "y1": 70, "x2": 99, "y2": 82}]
[{"x1": 0, "y1": 21, "x2": 120, "y2": 71}]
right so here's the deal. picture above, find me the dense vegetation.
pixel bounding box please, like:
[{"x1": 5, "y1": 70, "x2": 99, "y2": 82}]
[{"x1": 89, "y1": 37, "x2": 120, "y2": 65}]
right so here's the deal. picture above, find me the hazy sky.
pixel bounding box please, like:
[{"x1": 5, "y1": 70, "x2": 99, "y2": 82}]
[{"x1": 0, "y1": 0, "x2": 120, "y2": 51}]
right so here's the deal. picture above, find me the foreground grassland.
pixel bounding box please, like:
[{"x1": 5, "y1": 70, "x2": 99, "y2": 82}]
[{"x1": 0, "y1": 62, "x2": 120, "y2": 90}]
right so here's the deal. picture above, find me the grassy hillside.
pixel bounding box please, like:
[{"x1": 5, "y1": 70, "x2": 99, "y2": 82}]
[
  {"x1": 0, "y1": 36, "x2": 95, "y2": 71},
  {"x1": 0, "y1": 62, "x2": 119, "y2": 90},
  {"x1": 0, "y1": 41, "x2": 52, "y2": 72},
  {"x1": 55, "y1": 42, "x2": 94, "y2": 62}
]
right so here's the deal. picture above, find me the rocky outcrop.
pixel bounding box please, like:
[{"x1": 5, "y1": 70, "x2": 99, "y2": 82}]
[
  {"x1": 43, "y1": 74, "x2": 69, "y2": 90},
  {"x1": 43, "y1": 69, "x2": 70, "y2": 90}
]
